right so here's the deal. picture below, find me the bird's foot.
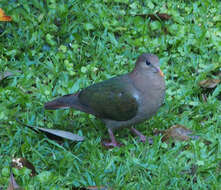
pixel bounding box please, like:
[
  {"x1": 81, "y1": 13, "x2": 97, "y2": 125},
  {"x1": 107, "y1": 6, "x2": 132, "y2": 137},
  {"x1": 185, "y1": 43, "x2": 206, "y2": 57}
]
[
  {"x1": 102, "y1": 128, "x2": 123, "y2": 148},
  {"x1": 147, "y1": 137, "x2": 153, "y2": 145},
  {"x1": 131, "y1": 127, "x2": 146, "y2": 143},
  {"x1": 138, "y1": 134, "x2": 146, "y2": 143},
  {"x1": 102, "y1": 141, "x2": 122, "y2": 148}
]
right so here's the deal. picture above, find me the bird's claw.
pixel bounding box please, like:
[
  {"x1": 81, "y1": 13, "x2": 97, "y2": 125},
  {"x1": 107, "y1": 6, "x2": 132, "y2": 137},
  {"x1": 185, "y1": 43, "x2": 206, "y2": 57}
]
[
  {"x1": 138, "y1": 135, "x2": 146, "y2": 143},
  {"x1": 102, "y1": 141, "x2": 123, "y2": 148}
]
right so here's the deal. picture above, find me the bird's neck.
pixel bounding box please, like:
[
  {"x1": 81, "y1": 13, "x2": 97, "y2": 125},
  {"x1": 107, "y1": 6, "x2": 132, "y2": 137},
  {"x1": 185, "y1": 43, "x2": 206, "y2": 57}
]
[{"x1": 129, "y1": 69, "x2": 165, "y2": 93}]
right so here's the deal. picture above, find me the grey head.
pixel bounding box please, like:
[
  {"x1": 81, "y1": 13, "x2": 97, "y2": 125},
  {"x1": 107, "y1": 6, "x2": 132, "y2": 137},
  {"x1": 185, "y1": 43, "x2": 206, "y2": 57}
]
[{"x1": 133, "y1": 53, "x2": 164, "y2": 77}]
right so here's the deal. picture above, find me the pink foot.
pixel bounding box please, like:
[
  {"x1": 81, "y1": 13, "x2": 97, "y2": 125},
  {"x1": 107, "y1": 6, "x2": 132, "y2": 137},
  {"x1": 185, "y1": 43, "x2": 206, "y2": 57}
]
[
  {"x1": 131, "y1": 127, "x2": 146, "y2": 143},
  {"x1": 102, "y1": 141, "x2": 122, "y2": 148},
  {"x1": 139, "y1": 134, "x2": 146, "y2": 143},
  {"x1": 102, "y1": 129, "x2": 122, "y2": 148}
]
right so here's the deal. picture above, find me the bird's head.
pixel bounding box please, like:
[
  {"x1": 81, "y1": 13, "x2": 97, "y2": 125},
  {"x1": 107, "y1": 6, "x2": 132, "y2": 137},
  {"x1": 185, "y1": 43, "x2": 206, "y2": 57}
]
[{"x1": 135, "y1": 53, "x2": 164, "y2": 77}]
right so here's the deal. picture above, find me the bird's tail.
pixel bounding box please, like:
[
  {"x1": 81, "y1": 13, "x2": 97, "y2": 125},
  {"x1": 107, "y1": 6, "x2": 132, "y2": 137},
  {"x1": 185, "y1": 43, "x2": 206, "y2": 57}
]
[{"x1": 44, "y1": 94, "x2": 78, "y2": 110}]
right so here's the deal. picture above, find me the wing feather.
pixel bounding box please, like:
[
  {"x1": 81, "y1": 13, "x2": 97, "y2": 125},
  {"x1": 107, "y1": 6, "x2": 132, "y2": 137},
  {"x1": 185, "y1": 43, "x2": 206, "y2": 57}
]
[{"x1": 78, "y1": 76, "x2": 138, "y2": 121}]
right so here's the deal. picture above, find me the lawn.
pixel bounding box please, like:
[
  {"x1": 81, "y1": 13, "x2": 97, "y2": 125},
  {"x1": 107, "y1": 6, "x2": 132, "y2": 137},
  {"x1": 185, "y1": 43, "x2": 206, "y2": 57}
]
[{"x1": 0, "y1": 0, "x2": 220, "y2": 189}]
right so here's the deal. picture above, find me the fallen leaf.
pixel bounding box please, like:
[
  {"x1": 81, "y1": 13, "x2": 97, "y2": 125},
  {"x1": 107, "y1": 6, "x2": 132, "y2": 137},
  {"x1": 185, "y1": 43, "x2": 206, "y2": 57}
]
[
  {"x1": 11, "y1": 158, "x2": 37, "y2": 177},
  {"x1": 0, "y1": 70, "x2": 21, "y2": 82},
  {"x1": 71, "y1": 186, "x2": 110, "y2": 190},
  {"x1": 87, "y1": 186, "x2": 109, "y2": 190},
  {"x1": 0, "y1": 8, "x2": 12, "y2": 21},
  {"x1": 162, "y1": 125, "x2": 199, "y2": 142},
  {"x1": 16, "y1": 119, "x2": 84, "y2": 142},
  {"x1": 199, "y1": 79, "x2": 220, "y2": 88},
  {"x1": 0, "y1": 71, "x2": 14, "y2": 81},
  {"x1": 148, "y1": 13, "x2": 171, "y2": 21},
  {"x1": 38, "y1": 127, "x2": 84, "y2": 141},
  {"x1": 134, "y1": 13, "x2": 171, "y2": 21},
  {"x1": 7, "y1": 172, "x2": 21, "y2": 190}
]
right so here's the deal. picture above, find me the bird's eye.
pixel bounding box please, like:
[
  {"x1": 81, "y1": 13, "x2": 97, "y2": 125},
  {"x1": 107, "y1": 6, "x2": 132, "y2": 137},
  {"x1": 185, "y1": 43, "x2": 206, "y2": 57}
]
[{"x1": 146, "y1": 60, "x2": 151, "y2": 66}]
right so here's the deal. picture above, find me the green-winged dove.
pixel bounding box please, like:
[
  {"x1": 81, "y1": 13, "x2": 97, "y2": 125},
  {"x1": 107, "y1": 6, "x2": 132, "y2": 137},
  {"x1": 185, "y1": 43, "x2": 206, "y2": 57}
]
[{"x1": 45, "y1": 53, "x2": 166, "y2": 147}]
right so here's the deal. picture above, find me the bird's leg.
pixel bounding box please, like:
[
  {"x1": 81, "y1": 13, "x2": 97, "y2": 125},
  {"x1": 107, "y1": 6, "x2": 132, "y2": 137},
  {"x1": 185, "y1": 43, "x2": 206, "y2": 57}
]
[
  {"x1": 131, "y1": 127, "x2": 146, "y2": 143},
  {"x1": 102, "y1": 128, "x2": 119, "y2": 147}
]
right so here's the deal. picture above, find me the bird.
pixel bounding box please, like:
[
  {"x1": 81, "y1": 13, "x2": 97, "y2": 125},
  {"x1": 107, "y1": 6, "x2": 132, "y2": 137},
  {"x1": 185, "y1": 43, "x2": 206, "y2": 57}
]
[{"x1": 44, "y1": 53, "x2": 166, "y2": 147}]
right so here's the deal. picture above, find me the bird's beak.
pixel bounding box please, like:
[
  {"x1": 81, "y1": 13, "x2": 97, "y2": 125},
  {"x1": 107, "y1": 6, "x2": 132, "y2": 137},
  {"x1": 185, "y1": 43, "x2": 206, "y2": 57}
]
[{"x1": 155, "y1": 67, "x2": 164, "y2": 77}]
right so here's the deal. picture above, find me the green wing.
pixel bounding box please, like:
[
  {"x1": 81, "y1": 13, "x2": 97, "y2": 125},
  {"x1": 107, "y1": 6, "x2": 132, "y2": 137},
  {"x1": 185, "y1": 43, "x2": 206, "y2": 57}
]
[{"x1": 78, "y1": 76, "x2": 138, "y2": 121}]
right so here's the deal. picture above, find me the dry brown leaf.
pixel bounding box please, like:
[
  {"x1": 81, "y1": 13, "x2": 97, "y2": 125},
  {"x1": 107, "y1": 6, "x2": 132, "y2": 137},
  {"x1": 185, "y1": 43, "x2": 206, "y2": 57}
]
[
  {"x1": 87, "y1": 186, "x2": 109, "y2": 190},
  {"x1": 11, "y1": 158, "x2": 37, "y2": 177},
  {"x1": 134, "y1": 13, "x2": 171, "y2": 21},
  {"x1": 7, "y1": 172, "x2": 21, "y2": 190},
  {"x1": 0, "y1": 8, "x2": 12, "y2": 21},
  {"x1": 148, "y1": 13, "x2": 171, "y2": 21},
  {"x1": 162, "y1": 125, "x2": 199, "y2": 142},
  {"x1": 199, "y1": 79, "x2": 220, "y2": 88}
]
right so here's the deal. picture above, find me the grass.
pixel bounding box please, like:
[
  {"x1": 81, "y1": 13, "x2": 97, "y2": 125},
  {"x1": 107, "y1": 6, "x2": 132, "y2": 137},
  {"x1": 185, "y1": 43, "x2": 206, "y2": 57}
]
[{"x1": 0, "y1": 0, "x2": 220, "y2": 189}]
